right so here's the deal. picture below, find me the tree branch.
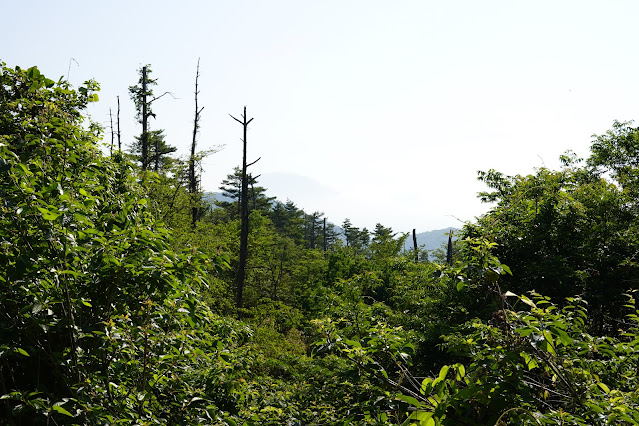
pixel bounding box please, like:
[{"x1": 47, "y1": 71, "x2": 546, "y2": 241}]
[
  {"x1": 149, "y1": 91, "x2": 176, "y2": 103},
  {"x1": 229, "y1": 114, "x2": 242, "y2": 125}
]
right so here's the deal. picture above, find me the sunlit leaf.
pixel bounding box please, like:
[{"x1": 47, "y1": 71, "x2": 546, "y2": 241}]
[
  {"x1": 37, "y1": 207, "x2": 59, "y2": 221},
  {"x1": 51, "y1": 404, "x2": 73, "y2": 417}
]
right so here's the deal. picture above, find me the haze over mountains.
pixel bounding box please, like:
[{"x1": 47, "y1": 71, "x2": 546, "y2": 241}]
[
  {"x1": 205, "y1": 192, "x2": 457, "y2": 252},
  {"x1": 403, "y1": 228, "x2": 459, "y2": 252}
]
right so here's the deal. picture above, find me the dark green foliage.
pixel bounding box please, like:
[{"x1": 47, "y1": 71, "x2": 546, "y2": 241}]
[
  {"x1": 342, "y1": 218, "x2": 371, "y2": 251},
  {"x1": 129, "y1": 129, "x2": 177, "y2": 171},
  {"x1": 7, "y1": 59, "x2": 639, "y2": 424},
  {"x1": 0, "y1": 63, "x2": 246, "y2": 424},
  {"x1": 588, "y1": 120, "x2": 639, "y2": 199},
  {"x1": 304, "y1": 211, "x2": 324, "y2": 249},
  {"x1": 270, "y1": 200, "x2": 303, "y2": 241},
  {"x1": 127, "y1": 65, "x2": 176, "y2": 172},
  {"x1": 213, "y1": 167, "x2": 274, "y2": 221},
  {"x1": 464, "y1": 161, "x2": 639, "y2": 334}
]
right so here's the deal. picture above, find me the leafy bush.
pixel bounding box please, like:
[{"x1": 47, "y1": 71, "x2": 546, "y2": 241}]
[{"x1": 0, "y1": 63, "x2": 247, "y2": 424}]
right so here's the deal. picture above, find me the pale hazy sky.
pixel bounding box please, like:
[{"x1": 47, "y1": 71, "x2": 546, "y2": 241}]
[{"x1": 4, "y1": 1, "x2": 639, "y2": 233}]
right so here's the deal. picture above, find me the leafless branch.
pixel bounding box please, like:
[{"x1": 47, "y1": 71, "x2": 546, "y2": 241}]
[
  {"x1": 247, "y1": 157, "x2": 261, "y2": 168},
  {"x1": 150, "y1": 91, "x2": 176, "y2": 103}
]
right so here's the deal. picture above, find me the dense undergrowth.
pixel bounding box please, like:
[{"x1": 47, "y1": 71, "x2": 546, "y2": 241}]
[{"x1": 3, "y1": 63, "x2": 639, "y2": 425}]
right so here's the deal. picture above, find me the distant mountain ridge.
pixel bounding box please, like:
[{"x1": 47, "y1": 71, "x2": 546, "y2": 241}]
[
  {"x1": 204, "y1": 192, "x2": 457, "y2": 251},
  {"x1": 203, "y1": 192, "x2": 233, "y2": 204},
  {"x1": 402, "y1": 228, "x2": 459, "y2": 252}
]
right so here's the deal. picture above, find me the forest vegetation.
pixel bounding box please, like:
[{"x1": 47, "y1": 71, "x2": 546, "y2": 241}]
[{"x1": 3, "y1": 62, "x2": 639, "y2": 425}]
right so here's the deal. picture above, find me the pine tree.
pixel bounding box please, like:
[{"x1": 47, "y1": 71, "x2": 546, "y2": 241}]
[
  {"x1": 130, "y1": 130, "x2": 176, "y2": 172},
  {"x1": 306, "y1": 211, "x2": 324, "y2": 249},
  {"x1": 216, "y1": 167, "x2": 274, "y2": 219},
  {"x1": 128, "y1": 65, "x2": 173, "y2": 171}
]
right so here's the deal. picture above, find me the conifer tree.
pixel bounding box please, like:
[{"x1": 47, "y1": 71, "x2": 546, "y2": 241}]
[
  {"x1": 216, "y1": 167, "x2": 274, "y2": 220},
  {"x1": 128, "y1": 65, "x2": 173, "y2": 171}
]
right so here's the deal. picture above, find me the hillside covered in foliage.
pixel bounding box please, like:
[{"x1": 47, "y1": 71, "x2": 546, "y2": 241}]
[{"x1": 3, "y1": 63, "x2": 639, "y2": 425}]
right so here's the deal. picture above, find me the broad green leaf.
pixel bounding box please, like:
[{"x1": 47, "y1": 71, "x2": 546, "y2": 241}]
[
  {"x1": 515, "y1": 327, "x2": 534, "y2": 337},
  {"x1": 540, "y1": 331, "x2": 556, "y2": 356},
  {"x1": 420, "y1": 378, "x2": 433, "y2": 395},
  {"x1": 27, "y1": 66, "x2": 41, "y2": 79},
  {"x1": 549, "y1": 326, "x2": 572, "y2": 346},
  {"x1": 37, "y1": 207, "x2": 60, "y2": 221},
  {"x1": 438, "y1": 365, "x2": 450, "y2": 381},
  {"x1": 519, "y1": 295, "x2": 536, "y2": 308},
  {"x1": 343, "y1": 339, "x2": 362, "y2": 348},
  {"x1": 409, "y1": 410, "x2": 434, "y2": 426},
  {"x1": 520, "y1": 352, "x2": 538, "y2": 370},
  {"x1": 597, "y1": 382, "x2": 610, "y2": 394},
  {"x1": 454, "y1": 363, "x2": 465, "y2": 379},
  {"x1": 51, "y1": 404, "x2": 73, "y2": 416},
  {"x1": 584, "y1": 401, "x2": 604, "y2": 414},
  {"x1": 396, "y1": 394, "x2": 422, "y2": 408}
]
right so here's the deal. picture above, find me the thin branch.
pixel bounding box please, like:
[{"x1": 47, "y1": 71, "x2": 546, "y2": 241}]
[
  {"x1": 149, "y1": 91, "x2": 176, "y2": 103},
  {"x1": 247, "y1": 157, "x2": 261, "y2": 168},
  {"x1": 67, "y1": 58, "x2": 79, "y2": 81}
]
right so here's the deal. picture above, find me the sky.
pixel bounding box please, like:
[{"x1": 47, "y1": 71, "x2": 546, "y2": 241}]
[{"x1": 4, "y1": 1, "x2": 639, "y2": 233}]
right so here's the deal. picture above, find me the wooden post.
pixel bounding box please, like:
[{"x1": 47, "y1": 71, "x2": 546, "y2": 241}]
[{"x1": 412, "y1": 228, "x2": 418, "y2": 263}]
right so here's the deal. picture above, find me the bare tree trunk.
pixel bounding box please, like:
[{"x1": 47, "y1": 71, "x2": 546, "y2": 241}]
[
  {"x1": 309, "y1": 213, "x2": 316, "y2": 249},
  {"x1": 413, "y1": 228, "x2": 418, "y2": 263},
  {"x1": 190, "y1": 59, "x2": 204, "y2": 228},
  {"x1": 323, "y1": 217, "x2": 327, "y2": 251},
  {"x1": 117, "y1": 96, "x2": 121, "y2": 151},
  {"x1": 109, "y1": 108, "x2": 114, "y2": 156},
  {"x1": 141, "y1": 67, "x2": 148, "y2": 170},
  {"x1": 230, "y1": 107, "x2": 257, "y2": 310}
]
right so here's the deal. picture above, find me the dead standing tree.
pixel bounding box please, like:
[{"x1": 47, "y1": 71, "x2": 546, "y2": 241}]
[
  {"x1": 446, "y1": 230, "x2": 454, "y2": 266},
  {"x1": 189, "y1": 59, "x2": 204, "y2": 228},
  {"x1": 117, "y1": 95, "x2": 121, "y2": 151},
  {"x1": 109, "y1": 108, "x2": 114, "y2": 155},
  {"x1": 230, "y1": 107, "x2": 259, "y2": 310}
]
